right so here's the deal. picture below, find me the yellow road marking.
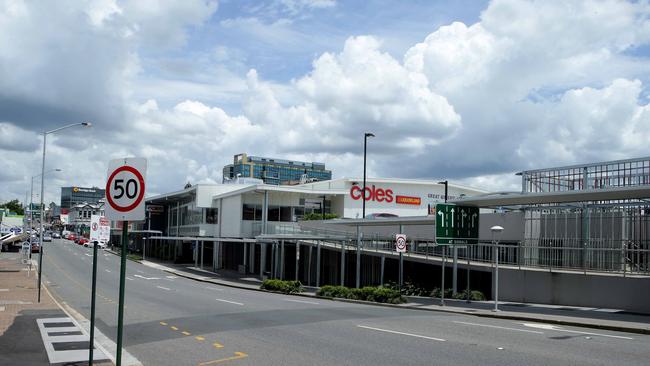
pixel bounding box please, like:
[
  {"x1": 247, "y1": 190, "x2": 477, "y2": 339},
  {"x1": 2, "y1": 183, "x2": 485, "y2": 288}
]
[
  {"x1": 182, "y1": 331, "x2": 191, "y2": 336},
  {"x1": 213, "y1": 342, "x2": 224, "y2": 349},
  {"x1": 160, "y1": 322, "x2": 168, "y2": 326},
  {"x1": 171, "y1": 326, "x2": 178, "y2": 331},
  {"x1": 198, "y1": 352, "x2": 248, "y2": 366},
  {"x1": 195, "y1": 336, "x2": 205, "y2": 341}
]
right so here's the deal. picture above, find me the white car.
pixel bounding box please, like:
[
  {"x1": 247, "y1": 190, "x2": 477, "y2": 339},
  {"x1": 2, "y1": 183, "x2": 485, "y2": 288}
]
[{"x1": 84, "y1": 240, "x2": 107, "y2": 249}]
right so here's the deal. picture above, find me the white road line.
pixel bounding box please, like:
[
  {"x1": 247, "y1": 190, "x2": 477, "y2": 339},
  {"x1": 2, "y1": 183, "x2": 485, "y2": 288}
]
[
  {"x1": 453, "y1": 321, "x2": 544, "y2": 334},
  {"x1": 84, "y1": 254, "x2": 93, "y2": 257},
  {"x1": 284, "y1": 299, "x2": 319, "y2": 305},
  {"x1": 204, "y1": 286, "x2": 224, "y2": 291},
  {"x1": 104, "y1": 269, "x2": 111, "y2": 273},
  {"x1": 134, "y1": 274, "x2": 160, "y2": 280},
  {"x1": 156, "y1": 286, "x2": 171, "y2": 291},
  {"x1": 126, "y1": 277, "x2": 134, "y2": 281},
  {"x1": 215, "y1": 298, "x2": 244, "y2": 306},
  {"x1": 522, "y1": 323, "x2": 634, "y2": 340},
  {"x1": 357, "y1": 325, "x2": 446, "y2": 342}
]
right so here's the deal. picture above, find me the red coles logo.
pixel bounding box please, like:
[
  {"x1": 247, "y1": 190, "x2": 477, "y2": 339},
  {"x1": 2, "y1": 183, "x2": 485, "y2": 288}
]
[{"x1": 350, "y1": 185, "x2": 394, "y2": 203}]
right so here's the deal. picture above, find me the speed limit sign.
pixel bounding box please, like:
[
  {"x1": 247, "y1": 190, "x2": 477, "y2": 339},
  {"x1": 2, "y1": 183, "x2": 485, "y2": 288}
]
[
  {"x1": 395, "y1": 234, "x2": 407, "y2": 253},
  {"x1": 105, "y1": 158, "x2": 147, "y2": 221}
]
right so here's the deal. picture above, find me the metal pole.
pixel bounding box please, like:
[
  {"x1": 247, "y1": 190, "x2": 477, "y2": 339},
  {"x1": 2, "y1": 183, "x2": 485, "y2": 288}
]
[
  {"x1": 201, "y1": 241, "x2": 204, "y2": 270},
  {"x1": 260, "y1": 243, "x2": 266, "y2": 280},
  {"x1": 340, "y1": 240, "x2": 345, "y2": 286},
  {"x1": 466, "y1": 247, "x2": 471, "y2": 303},
  {"x1": 89, "y1": 241, "x2": 98, "y2": 365},
  {"x1": 316, "y1": 240, "x2": 321, "y2": 287},
  {"x1": 308, "y1": 245, "x2": 312, "y2": 286},
  {"x1": 440, "y1": 246, "x2": 445, "y2": 306},
  {"x1": 452, "y1": 246, "x2": 458, "y2": 295},
  {"x1": 363, "y1": 136, "x2": 367, "y2": 218},
  {"x1": 295, "y1": 243, "x2": 300, "y2": 282},
  {"x1": 399, "y1": 252, "x2": 403, "y2": 294},
  {"x1": 380, "y1": 255, "x2": 385, "y2": 286},
  {"x1": 494, "y1": 240, "x2": 500, "y2": 312},
  {"x1": 37, "y1": 133, "x2": 47, "y2": 303},
  {"x1": 280, "y1": 240, "x2": 285, "y2": 280},
  {"x1": 29, "y1": 178, "x2": 34, "y2": 261},
  {"x1": 116, "y1": 222, "x2": 128, "y2": 365},
  {"x1": 356, "y1": 227, "x2": 361, "y2": 288}
]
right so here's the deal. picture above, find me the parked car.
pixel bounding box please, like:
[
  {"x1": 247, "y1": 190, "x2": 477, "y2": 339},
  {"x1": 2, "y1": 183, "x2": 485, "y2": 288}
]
[
  {"x1": 84, "y1": 240, "x2": 106, "y2": 249},
  {"x1": 67, "y1": 234, "x2": 77, "y2": 241},
  {"x1": 31, "y1": 243, "x2": 40, "y2": 253},
  {"x1": 42, "y1": 234, "x2": 52, "y2": 242},
  {"x1": 52, "y1": 233, "x2": 61, "y2": 239},
  {"x1": 78, "y1": 237, "x2": 89, "y2": 246}
]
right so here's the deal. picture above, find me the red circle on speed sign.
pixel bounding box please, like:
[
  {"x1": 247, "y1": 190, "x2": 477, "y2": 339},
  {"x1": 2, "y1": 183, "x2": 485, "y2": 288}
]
[{"x1": 105, "y1": 165, "x2": 146, "y2": 213}]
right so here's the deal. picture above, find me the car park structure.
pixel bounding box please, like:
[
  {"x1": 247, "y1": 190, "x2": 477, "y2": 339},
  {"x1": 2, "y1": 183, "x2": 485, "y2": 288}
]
[{"x1": 113, "y1": 157, "x2": 650, "y2": 314}]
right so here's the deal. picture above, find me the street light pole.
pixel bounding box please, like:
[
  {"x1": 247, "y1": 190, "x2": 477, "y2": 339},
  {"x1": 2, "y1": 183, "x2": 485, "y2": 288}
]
[
  {"x1": 491, "y1": 225, "x2": 504, "y2": 312},
  {"x1": 362, "y1": 133, "x2": 374, "y2": 218},
  {"x1": 38, "y1": 122, "x2": 91, "y2": 303},
  {"x1": 29, "y1": 169, "x2": 61, "y2": 261}
]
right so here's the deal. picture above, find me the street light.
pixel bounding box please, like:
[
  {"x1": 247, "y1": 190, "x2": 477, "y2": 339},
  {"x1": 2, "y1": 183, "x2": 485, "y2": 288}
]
[
  {"x1": 38, "y1": 122, "x2": 91, "y2": 302},
  {"x1": 491, "y1": 225, "x2": 504, "y2": 312},
  {"x1": 437, "y1": 180, "x2": 448, "y2": 203},
  {"x1": 362, "y1": 132, "x2": 374, "y2": 219}
]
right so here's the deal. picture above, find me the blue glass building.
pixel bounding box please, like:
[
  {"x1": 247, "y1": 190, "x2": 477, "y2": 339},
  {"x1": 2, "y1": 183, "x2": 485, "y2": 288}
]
[{"x1": 222, "y1": 153, "x2": 332, "y2": 185}]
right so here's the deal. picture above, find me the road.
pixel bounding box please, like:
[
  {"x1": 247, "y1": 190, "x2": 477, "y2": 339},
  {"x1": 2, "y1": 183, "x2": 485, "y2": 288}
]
[{"x1": 41, "y1": 239, "x2": 649, "y2": 366}]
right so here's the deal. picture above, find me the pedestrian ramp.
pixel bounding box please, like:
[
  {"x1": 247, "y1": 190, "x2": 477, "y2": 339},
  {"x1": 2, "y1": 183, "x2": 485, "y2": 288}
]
[{"x1": 36, "y1": 317, "x2": 109, "y2": 364}]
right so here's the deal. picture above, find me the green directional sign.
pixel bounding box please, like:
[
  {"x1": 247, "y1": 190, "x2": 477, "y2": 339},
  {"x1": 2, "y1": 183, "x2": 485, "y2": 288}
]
[{"x1": 435, "y1": 203, "x2": 479, "y2": 244}]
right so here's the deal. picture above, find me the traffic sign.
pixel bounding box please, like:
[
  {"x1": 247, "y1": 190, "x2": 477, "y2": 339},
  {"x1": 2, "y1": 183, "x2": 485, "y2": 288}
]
[
  {"x1": 395, "y1": 234, "x2": 407, "y2": 253},
  {"x1": 435, "y1": 203, "x2": 479, "y2": 244},
  {"x1": 90, "y1": 215, "x2": 110, "y2": 243},
  {"x1": 105, "y1": 158, "x2": 147, "y2": 221}
]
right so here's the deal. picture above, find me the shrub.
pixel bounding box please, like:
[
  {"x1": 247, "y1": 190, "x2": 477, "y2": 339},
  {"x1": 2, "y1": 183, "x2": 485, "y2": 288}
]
[
  {"x1": 260, "y1": 279, "x2": 303, "y2": 294},
  {"x1": 317, "y1": 285, "x2": 405, "y2": 304},
  {"x1": 302, "y1": 213, "x2": 339, "y2": 220},
  {"x1": 430, "y1": 288, "x2": 454, "y2": 299}
]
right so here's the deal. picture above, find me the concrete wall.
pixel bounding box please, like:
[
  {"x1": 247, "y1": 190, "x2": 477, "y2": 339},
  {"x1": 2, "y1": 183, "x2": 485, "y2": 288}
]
[{"x1": 499, "y1": 268, "x2": 650, "y2": 313}]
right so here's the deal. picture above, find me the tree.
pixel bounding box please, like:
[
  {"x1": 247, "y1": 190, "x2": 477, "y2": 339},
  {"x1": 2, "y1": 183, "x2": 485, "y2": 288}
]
[{"x1": 0, "y1": 199, "x2": 24, "y2": 215}]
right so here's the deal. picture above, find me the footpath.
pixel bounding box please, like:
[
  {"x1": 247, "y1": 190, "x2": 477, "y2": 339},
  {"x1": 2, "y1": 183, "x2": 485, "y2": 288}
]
[
  {"x1": 128, "y1": 255, "x2": 650, "y2": 335},
  {"x1": 0, "y1": 251, "x2": 112, "y2": 366}
]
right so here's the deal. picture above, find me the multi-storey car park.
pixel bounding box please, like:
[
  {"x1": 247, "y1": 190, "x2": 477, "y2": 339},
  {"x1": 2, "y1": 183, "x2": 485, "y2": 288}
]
[{"x1": 112, "y1": 157, "x2": 650, "y2": 314}]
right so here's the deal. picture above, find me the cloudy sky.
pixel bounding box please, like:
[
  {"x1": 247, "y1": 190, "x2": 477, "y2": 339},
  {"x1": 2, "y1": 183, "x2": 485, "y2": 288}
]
[{"x1": 1, "y1": 0, "x2": 650, "y2": 205}]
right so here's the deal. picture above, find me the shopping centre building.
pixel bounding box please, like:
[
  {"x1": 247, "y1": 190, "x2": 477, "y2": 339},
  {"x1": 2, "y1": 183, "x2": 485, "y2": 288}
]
[{"x1": 118, "y1": 157, "x2": 650, "y2": 313}]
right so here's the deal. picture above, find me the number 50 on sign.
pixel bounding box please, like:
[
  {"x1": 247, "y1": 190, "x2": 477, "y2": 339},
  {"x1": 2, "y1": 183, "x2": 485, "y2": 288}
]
[{"x1": 105, "y1": 158, "x2": 147, "y2": 221}]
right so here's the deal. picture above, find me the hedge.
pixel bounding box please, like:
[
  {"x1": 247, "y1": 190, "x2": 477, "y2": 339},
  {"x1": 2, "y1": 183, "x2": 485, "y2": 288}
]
[
  {"x1": 260, "y1": 279, "x2": 303, "y2": 294},
  {"x1": 317, "y1": 285, "x2": 406, "y2": 304}
]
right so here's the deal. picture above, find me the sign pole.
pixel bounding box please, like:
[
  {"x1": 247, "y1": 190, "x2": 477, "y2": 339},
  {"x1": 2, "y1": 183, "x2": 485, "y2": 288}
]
[
  {"x1": 89, "y1": 240, "x2": 98, "y2": 365},
  {"x1": 116, "y1": 222, "x2": 128, "y2": 366},
  {"x1": 440, "y1": 246, "x2": 445, "y2": 306},
  {"x1": 399, "y1": 252, "x2": 403, "y2": 294}
]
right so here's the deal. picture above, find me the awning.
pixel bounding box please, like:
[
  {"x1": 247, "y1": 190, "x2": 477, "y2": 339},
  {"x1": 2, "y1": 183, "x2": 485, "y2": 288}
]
[{"x1": 450, "y1": 185, "x2": 650, "y2": 207}]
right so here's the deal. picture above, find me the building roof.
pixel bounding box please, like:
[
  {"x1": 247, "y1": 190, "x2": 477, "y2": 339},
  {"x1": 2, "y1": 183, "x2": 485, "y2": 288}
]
[
  {"x1": 302, "y1": 177, "x2": 487, "y2": 193},
  {"x1": 450, "y1": 185, "x2": 650, "y2": 207}
]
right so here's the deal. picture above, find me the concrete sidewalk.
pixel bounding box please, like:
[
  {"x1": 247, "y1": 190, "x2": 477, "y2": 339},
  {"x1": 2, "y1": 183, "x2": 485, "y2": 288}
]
[
  {"x1": 0, "y1": 251, "x2": 113, "y2": 365},
  {"x1": 132, "y1": 256, "x2": 650, "y2": 335}
]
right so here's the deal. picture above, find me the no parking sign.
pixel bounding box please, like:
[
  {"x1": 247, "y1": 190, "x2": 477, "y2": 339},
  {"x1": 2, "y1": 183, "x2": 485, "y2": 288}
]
[{"x1": 395, "y1": 234, "x2": 407, "y2": 253}]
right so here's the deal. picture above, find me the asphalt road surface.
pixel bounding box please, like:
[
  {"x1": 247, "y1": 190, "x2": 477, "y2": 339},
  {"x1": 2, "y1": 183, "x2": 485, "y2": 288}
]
[{"x1": 40, "y1": 239, "x2": 650, "y2": 366}]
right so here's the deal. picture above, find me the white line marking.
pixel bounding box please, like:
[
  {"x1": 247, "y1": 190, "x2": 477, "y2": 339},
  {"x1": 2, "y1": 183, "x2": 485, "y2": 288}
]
[
  {"x1": 126, "y1": 277, "x2": 134, "y2": 281},
  {"x1": 357, "y1": 325, "x2": 446, "y2": 342},
  {"x1": 84, "y1": 254, "x2": 93, "y2": 257},
  {"x1": 284, "y1": 299, "x2": 319, "y2": 305},
  {"x1": 134, "y1": 274, "x2": 160, "y2": 280},
  {"x1": 522, "y1": 323, "x2": 634, "y2": 340},
  {"x1": 156, "y1": 286, "x2": 171, "y2": 291},
  {"x1": 204, "y1": 286, "x2": 224, "y2": 291},
  {"x1": 215, "y1": 299, "x2": 244, "y2": 306},
  {"x1": 453, "y1": 321, "x2": 544, "y2": 334},
  {"x1": 104, "y1": 269, "x2": 111, "y2": 273}
]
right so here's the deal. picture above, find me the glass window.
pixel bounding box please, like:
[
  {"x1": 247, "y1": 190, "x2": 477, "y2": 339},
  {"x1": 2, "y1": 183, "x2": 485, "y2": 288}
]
[
  {"x1": 268, "y1": 206, "x2": 280, "y2": 222},
  {"x1": 205, "y1": 208, "x2": 218, "y2": 224},
  {"x1": 280, "y1": 207, "x2": 292, "y2": 222},
  {"x1": 242, "y1": 204, "x2": 256, "y2": 220}
]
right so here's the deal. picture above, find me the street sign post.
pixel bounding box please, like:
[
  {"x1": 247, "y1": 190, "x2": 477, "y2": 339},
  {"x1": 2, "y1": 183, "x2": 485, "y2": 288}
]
[
  {"x1": 104, "y1": 158, "x2": 147, "y2": 366},
  {"x1": 435, "y1": 203, "x2": 479, "y2": 244},
  {"x1": 395, "y1": 234, "x2": 407, "y2": 294}
]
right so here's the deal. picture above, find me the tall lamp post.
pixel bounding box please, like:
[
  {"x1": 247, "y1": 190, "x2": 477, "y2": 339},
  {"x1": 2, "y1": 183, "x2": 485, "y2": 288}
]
[
  {"x1": 38, "y1": 122, "x2": 92, "y2": 302},
  {"x1": 362, "y1": 133, "x2": 374, "y2": 218},
  {"x1": 437, "y1": 180, "x2": 448, "y2": 202},
  {"x1": 491, "y1": 225, "x2": 504, "y2": 312}
]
